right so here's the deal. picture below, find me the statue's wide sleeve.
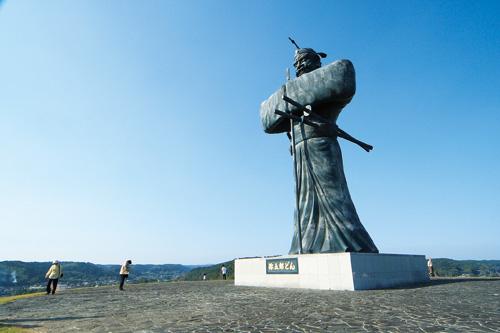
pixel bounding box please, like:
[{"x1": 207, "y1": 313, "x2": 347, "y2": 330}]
[{"x1": 259, "y1": 59, "x2": 356, "y2": 134}]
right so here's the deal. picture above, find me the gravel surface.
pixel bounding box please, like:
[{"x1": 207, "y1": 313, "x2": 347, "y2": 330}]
[{"x1": 1, "y1": 279, "x2": 499, "y2": 332}]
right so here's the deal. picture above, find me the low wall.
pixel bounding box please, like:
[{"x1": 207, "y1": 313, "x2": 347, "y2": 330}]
[{"x1": 235, "y1": 253, "x2": 429, "y2": 290}]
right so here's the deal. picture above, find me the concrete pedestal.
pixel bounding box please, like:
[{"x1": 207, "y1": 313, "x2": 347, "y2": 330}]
[{"x1": 235, "y1": 253, "x2": 429, "y2": 290}]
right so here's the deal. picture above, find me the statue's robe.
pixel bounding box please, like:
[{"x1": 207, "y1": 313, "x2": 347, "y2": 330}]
[{"x1": 260, "y1": 60, "x2": 378, "y2": 254}]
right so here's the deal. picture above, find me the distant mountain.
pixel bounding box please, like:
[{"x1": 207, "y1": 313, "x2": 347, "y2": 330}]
[
  {"x1": 0, "y1": 261, "x2": 192, "y2": 296},
  {"x1": 433, "y1": 258, "x2": 500, "y2": 277},
  {"x1": 180, "y1": 260, "x2": 234, "y2": 281}
]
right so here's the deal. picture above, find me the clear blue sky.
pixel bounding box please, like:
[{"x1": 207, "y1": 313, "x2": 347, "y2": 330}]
[{"x1": 1, "y1": 1, "x2": 499, "y2": 264}]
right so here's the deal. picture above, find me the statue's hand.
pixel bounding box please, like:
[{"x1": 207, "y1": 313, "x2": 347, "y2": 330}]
[{"x1": 291, "y1": 104, "x2": 312, "y2": 117}]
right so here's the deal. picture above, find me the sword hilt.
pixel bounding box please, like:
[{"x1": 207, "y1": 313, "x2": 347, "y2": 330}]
[
  {"x1": 288, "y1": 37, "x2": 300, "y2": 49},
  {"x1": 274, "y1": 109, "x2": 319, "y2": 128}
]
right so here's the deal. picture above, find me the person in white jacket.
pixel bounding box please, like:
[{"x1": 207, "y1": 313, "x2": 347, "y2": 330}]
[
  {"x1": 45, "y1": 260, "x2": 63, "y2": 295},
  {"x1": 221, "y1": 265, "x2": 227, "y2": 280},
  {"x1": 119, "y1": 260, "x2": 132, "y2": 290}
]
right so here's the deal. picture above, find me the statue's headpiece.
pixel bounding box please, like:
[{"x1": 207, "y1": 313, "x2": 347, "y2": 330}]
[{"x1": 289, "y1": 37, "x2": 327, "y2": 77}]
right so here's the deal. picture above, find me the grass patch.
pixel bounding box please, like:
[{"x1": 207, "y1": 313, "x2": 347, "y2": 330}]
[
  {"x1": 0, "y1": 292, "x2": 45, "y2": 305},
  {"x1": 0, "y1": 292, "x2": 46, "y2": 332}
]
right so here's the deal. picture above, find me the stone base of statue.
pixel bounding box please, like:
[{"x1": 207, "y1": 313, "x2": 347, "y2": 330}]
[{"x1": 235, "y1": 253, "x2": 429, "y2": 291}]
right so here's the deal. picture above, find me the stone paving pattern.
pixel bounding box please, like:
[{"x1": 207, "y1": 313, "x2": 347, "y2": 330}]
[{"x1": 1, "y1": 279, "x2": 499, "y2": 332}]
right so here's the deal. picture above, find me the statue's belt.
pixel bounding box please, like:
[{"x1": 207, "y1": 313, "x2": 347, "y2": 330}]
[
  {"x1": 285, "y1": 110, "x2": 373, "y2": 152},
  {"x1": 293, "y1": 122, "x2": 338, "y2": 145}
]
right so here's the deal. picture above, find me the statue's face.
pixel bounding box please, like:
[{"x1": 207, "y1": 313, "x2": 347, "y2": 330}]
[{"x1": 294, "y1": 49, "x2": 322, "y2": 77}]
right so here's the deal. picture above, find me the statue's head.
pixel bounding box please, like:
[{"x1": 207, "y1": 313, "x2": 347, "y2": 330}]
[{"x1": 293, "y1": 48, "x2": 327, "y2": 77}]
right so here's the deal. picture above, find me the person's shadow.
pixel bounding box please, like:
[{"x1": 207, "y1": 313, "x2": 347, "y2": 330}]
[
  {"x1": 0, "y1": 322, "x2": 41, "y2": 330},
  {"x1": 0, "y1": 314, "x2": 104, "y2": 329}
]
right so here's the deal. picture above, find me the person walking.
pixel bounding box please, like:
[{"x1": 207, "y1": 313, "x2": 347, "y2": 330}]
[
  {"x1": 119, "y1": 260, "x2": 132, "y2": 290},
  {"x1": 45, "y1": 260, "x2": 63, "y2": 295},
  {"x1": 221, "y1": 265, "x2": 227, "y2": 280}
]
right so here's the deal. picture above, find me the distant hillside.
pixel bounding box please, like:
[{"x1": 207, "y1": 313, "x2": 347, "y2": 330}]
[
  {"x1": 3, "y1": 258, "x2": 497, "y2": 295},
  {"x1": 433, "y1": 258, "x2": 500, "y2": 277},
  {"x1": 179, "y1": 258, "x2": 500, "y2": 280},
  {"x1": 0, "y1": 261, "x2": 192, "y2": 296},
  {"x1": 180, "y1": 260, "x2": 234, "y2": 281}
]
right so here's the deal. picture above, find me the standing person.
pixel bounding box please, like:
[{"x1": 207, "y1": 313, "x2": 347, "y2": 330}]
[
  {"x1": 202, "y1": 273, "x2": 207, "y2": 280},
  {"x1": 427, "y1": 257, "x2": 435, "y2": 277},
  {"x1": 221, "y1": 265, "x2": 227, "y2": 280},
  {"x1": 45, "y1": 260, "x2": 63, "y2": 295},
  {"x1": 119, "y1": 260, "x2": 132, "y2": 291}
]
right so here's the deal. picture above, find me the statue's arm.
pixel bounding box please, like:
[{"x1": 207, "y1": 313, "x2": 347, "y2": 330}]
[
  {"x1": 260, "y1": 88, "x2": 291, "y2": 134},
  {"x1": 259, "y1": 59, "x2": 356, "y2": 134}
]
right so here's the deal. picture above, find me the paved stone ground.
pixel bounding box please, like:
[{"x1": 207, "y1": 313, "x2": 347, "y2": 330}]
[{"x1": 1, "y1": 279, "x2": 499, "y2": 332}]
